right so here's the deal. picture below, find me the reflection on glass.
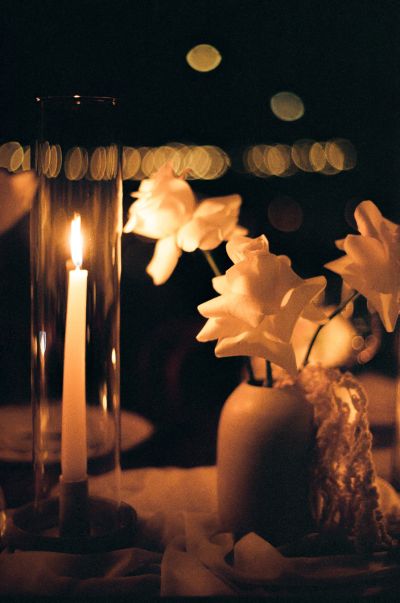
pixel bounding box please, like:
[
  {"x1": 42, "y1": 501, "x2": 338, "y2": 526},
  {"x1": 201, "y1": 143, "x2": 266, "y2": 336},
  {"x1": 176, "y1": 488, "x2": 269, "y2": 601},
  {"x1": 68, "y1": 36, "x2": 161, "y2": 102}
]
[{"x1": 0, "y1": 141, "x2": 24, "y2": 172}]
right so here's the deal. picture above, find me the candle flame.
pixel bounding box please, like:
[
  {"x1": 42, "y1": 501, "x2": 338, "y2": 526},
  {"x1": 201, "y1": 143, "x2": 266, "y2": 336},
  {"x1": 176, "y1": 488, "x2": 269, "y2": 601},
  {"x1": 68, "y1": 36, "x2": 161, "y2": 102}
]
[
  {"x1": 70, "y1": 214, "x2": 83, "y2": 268},
  {"x1": 39, "y1": 331, "x2": 47, "y2": 356}
]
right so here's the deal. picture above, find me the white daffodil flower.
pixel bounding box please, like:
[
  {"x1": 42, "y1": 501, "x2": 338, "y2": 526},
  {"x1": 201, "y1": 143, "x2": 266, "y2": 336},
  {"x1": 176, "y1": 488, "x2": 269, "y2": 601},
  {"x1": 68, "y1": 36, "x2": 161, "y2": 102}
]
[
  {"x1": 197, "y1": 235, "x2": 327, "y2": 375},
  {"x1": 124, "y1": 164, "x2": 246, "y2": 285},
  {"x1": 325, "y1": 200, "x2": 400, "y2": 332}
]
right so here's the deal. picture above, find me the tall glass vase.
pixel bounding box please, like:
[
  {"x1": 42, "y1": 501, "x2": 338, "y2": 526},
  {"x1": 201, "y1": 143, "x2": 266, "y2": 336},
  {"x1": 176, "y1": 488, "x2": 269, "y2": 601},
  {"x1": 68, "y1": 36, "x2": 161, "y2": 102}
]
[{"x1": 6, "y1": 96, "x2": 135, "y2": 551}]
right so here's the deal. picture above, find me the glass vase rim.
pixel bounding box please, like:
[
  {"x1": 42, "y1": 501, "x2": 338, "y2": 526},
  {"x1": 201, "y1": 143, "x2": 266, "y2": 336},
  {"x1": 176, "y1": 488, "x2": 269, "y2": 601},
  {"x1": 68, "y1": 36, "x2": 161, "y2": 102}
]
[{"x1": 35, "y1": 95, "x2": 118, "y2": 107}]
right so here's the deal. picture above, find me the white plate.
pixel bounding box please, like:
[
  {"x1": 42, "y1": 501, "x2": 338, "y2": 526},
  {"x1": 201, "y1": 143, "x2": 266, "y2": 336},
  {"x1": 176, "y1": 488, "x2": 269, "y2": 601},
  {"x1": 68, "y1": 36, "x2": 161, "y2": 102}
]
[{"x1": 0, "y1": 405, "x2": 154, "y2": 463}]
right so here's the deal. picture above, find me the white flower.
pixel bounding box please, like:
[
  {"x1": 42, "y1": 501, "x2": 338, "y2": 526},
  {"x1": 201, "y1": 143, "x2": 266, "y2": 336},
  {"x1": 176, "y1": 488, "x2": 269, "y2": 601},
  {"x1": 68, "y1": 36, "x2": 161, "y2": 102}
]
[
  {"x1": 177, "y1": 194, "x2": 244, "y2": 252},
  {"x1": 124, "y1": 164, "x2": 196, "y2": 239},
  {"x1": 197, "y1": 235, "x2": 327, "y2": 375},
  {"x1": 325, "y1": 200, "x2": 400, "y2": 332},
  {"x1": 124, "y1": 164, "x2": 246, "y2": 285}
]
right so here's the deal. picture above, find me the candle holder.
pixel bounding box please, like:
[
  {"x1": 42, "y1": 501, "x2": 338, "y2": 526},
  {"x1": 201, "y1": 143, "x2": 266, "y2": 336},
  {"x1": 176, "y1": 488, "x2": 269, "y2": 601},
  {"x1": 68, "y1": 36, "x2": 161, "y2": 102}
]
[{"x1": 4, "y1": 96, "x2": 136, "y2": 552}]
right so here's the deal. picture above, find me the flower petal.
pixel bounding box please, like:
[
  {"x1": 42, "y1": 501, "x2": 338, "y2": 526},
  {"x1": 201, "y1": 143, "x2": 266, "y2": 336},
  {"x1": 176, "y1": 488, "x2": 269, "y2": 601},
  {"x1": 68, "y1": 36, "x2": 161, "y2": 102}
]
[
  {"x1": 215, "y1": 331, "x2": 297, "y2": 376},
  {"x1": 366, "y1": 291, "x2": 399, "y2": 332},
  {"x1": 176, "y1": 194, "x2": 244, "y2": 252},
  {"x1": 226, "y1": 253, "x2": 300, "y2": 315},
  {"x1": 344, "y1": 235, "x2": 389, "y2": 290},
  {"x1": 212, "y1": 275, "x2": 228, "y2": 294},
  {"x1": 123, "y1": 164, "x2": 196, "y2": 239},
  {"x1": 267, "y1": 276, "x2": 327, "y2": 342},
  {"x1": 176, "y1": 218, "x2": 212, "y2": 252},
  {"x1": 198, "y1": 292, "x2": 265, "y2": 328},
  {"x1": 193, "y1": 194, "x2": 242, "y2": 218},
  {"x1": 226, "y1": 234, "x2": 269, "y2": 264},
  {"x1": 146, "y1": 236, "x2": 182, "y2": 285},
  {"x1": 354, "y1": 200, "x2": 387, "y2": 239},
  {"x1": 196, "y1": 315, "x2": 247, "y2": 342},
  {"x1": 326, "y1": 200, "x2": 400, "y2": 332}
]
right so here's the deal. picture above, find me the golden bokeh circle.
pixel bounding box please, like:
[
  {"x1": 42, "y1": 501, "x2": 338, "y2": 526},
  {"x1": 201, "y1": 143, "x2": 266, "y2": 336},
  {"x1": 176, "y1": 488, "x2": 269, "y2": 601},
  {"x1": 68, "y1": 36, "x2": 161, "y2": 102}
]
[
  {"x1": 291, "y1": 139, "x2": 315, "y2": 172},
  {"x1": 270, "y1": 91, "x2": 305, "y2": 121},
  {"x1": 64, "y1": 146, "x2": 88, "y2": 180},
  {"x1": 309, "y1": 142, "x2": 326, "y2": 172},
  {"x1": 90, "y1": 146, "x2": 107, "y2": 180},
  {"x1": 186, "y1": 44, "x2": 222, "y2": 72},
  {"x1": 0, "y1": 141, "x2": 23, "y2": 171},
  {"x1": 325, "y1": 138, "x2": 357, "y2": 171},
  {"x1": 122, "y1": 146, "x2": 141, "y2": 180}
]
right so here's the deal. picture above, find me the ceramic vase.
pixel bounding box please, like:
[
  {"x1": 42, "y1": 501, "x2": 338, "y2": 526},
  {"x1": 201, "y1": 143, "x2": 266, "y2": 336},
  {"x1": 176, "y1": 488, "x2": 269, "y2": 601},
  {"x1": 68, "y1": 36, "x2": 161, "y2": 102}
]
[{"x1": 217, "y1": 381, "x2": 315, "y2": 545}]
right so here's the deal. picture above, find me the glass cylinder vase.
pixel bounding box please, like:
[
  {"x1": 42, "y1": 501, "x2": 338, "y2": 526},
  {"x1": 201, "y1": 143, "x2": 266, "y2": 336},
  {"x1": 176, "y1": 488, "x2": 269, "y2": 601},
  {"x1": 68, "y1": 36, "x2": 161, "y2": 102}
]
[{"x1": 7, "y1": 96, "x2": 135, "y2": 551}]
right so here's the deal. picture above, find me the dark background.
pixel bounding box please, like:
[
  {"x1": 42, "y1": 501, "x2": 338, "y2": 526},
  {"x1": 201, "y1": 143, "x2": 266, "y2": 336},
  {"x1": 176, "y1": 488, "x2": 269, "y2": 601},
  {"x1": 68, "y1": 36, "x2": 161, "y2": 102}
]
[{"x1": 0, "y1": 0, "x2": 399, "y2": 468}]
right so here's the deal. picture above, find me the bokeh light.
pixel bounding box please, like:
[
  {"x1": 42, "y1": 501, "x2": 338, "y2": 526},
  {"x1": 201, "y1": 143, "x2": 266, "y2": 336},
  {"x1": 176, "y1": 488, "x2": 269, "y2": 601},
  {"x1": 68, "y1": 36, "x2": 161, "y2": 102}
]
[
  {"x1": 186, "y1": 44, "x2": 222, "y2": 72},
  {"x1": 291, "y1": 139, "x2": 315, "y2": 172},
  {"x1": 122, "y1": 146, "x2": 141, "y2": 180},
  {"x1": 270, "y1": 91, "x2": 305, "y2": 121},
  {"x1": 203, "y1": 145, "x2": 230, "y2": 179},
  {"x1": 90, "y1": 146, "x2": 107, "y2": 180},
  {"x1": 267, "y1": 195, "x2": 303, "y2": 232},
  {"x1": 122, "y1": 144, "x2": 229, "y2": 180},
  {"x1": 105, "y1": 145, "x2": 118, "y2": 179},
  {"x1": 141, "y1": 148, "x2": 156, "y2": 177},
  {"x1": 309, "y1": 142, "x2": 326, "y2": 172},
  {"x1": 47, "y1": 144, "x2": 62, "y2": 178},
  {"x1": 22, "y1": 146, "x2": 31, "y2": 171},
  {"x1": 64, "y1": 146, "x2": 88, "y2": 180},
  {"x1": 0, "y1": 141, "x2": 24, "y2": 172},
  {"x1": 188, "y1": 146, "x2": 212, "y2": 178},
  {"x1": 266, "y1": 144, "x2": 292, "y2": 176},
  {"x1": 39, "y1": 142, "x2": 50, "y2": 175},
  {"x1": 325, "y1": 138, "x2": 357, "y2": 171},
  {"x1": 253, "y1": 145, "x2": 270, "y2": 176},
  {"x1": 153, "y1": 146, "x2": 176, "y2": 171}
]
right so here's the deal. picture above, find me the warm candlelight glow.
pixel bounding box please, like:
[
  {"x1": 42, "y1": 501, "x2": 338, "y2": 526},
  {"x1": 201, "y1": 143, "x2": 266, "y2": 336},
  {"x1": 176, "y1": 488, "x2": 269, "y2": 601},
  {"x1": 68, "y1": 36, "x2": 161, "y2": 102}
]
[
  {"x1": 61, "y1": 213, "x2": 88, "y2": 483},
  {"x1": 70, "y1": 214, "x2": 83, "y2": 268}
]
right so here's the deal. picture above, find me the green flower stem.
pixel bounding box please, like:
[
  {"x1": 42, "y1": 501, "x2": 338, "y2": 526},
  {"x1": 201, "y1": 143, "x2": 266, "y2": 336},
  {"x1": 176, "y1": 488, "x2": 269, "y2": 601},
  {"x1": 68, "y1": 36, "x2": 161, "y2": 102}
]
[
  {"x1": 201, "y1": 250, "x2": 222, "y2": 277},
  {"x1": 302, "y1": 291, "x2": 360, "y2": 368},
  {"x1": 265, "y1": 360, "x2": 273, "y2": 388}
]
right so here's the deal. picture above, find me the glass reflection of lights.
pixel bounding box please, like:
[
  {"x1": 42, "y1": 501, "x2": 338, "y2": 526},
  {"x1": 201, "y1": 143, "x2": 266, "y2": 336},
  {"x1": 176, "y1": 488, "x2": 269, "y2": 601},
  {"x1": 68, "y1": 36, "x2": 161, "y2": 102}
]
[
  {"x1": 64, "y1": 146, "x2": 87, "y2": 180},
  {"x1": 90, "y1": 146, "x2": 107, "y2": 181},
  {"x1": 0, "y1": 141, "x2": 24, "y2": 172}
]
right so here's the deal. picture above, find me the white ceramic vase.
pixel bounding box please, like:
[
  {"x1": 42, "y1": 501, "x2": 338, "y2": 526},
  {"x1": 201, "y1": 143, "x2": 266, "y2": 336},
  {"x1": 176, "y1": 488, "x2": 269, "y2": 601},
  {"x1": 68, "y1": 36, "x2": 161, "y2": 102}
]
[{"x1": 217, "y1": 381, "x2": 315, "y2": 545}]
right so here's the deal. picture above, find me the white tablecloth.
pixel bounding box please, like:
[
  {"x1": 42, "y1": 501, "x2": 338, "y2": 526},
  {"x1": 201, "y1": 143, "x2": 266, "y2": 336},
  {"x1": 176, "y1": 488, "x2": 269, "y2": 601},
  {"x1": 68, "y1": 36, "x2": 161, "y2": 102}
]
[{"x1": 1, "y1": 466, "x2": 400, "y2": 598}]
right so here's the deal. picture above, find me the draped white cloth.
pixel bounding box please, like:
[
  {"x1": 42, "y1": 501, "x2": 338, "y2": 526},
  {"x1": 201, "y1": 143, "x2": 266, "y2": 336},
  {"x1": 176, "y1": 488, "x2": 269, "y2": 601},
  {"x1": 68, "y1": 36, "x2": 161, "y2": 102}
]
[{"x1": 1, "y1": 466, "x2": 400, "y2": 597}]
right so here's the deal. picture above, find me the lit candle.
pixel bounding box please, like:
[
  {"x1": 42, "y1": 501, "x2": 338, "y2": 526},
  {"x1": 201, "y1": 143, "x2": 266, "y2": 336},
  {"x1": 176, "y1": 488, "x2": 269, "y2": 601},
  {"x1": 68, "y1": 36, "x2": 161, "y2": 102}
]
[{"x1": 61, "y1": 214, "x2": 88, "y2": 483}]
